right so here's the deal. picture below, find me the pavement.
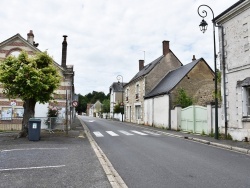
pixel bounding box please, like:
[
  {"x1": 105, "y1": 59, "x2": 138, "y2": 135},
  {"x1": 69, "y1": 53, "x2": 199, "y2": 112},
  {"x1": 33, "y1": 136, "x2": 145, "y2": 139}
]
[{"x1": 0, "y1": 117, "x2": 249, "y2": 188}]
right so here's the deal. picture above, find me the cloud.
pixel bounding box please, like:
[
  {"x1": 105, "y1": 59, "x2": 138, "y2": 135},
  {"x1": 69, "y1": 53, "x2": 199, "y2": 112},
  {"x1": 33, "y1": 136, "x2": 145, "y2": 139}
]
[{"x1": 0, "y1": 0, "x2": 236, "y2": 95}]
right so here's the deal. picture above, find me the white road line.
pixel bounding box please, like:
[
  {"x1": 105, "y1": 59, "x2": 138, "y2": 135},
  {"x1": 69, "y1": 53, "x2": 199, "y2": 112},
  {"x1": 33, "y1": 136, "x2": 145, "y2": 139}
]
[
  {"x1": 142, "y1": 130, "x2": 161, "y2": 135},
  {"x1": 93, "y1": 131, "x2": 104, "y2": 137},
  {"x1": 0, "y1": 165, "x2": 65, "y2": 172},
  {"x1": 1, "y1": 148, "x2": 68, "y2": 152},
  {"x1": 118, "y1": 130, "x2": 134, "y2": 136},
  {"x1": 89, "y1": 120, "x2": 95, "y2": 122},
  {"x1": 131, "y1": 130, "x2": 148, "y2": 135},
  {"x1": 106, "y1": 131, "x2": 119, "y2": 136}
]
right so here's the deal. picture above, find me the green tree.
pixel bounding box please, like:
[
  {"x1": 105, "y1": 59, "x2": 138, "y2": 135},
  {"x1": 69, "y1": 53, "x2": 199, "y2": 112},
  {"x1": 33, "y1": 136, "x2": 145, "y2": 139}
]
[
  {"x1": 102, "y1": 99, "x2": 110, "y2": 113},
  {"x1": 0, "y1": 51, "x2": 61, "y2": 137},
  {"x1": 174, "y1": 88, "x2": 193, "y2": 108},
  {"x1": 113, "y1": 102, "x2": 124, "y2": 114}
]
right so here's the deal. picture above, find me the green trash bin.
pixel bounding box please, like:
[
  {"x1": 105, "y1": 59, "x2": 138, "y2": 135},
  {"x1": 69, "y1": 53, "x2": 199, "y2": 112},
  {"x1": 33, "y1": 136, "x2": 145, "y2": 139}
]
[{"x1": 28, "y1": 118, "x2": 41, "y2": 141}]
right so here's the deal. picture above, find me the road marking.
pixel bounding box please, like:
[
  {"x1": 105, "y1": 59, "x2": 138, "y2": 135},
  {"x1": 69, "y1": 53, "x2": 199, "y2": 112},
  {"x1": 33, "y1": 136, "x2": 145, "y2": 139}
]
[
  {"x1": 118, "y1": 130, "x2": 134, "y2": 136},
  {"x1": 142, "y1": 130, "x2": 161, "y2": 135},
  {"x1": 1, "y1": 148, "x2": 68, "y2": 152},
  {"x1": 0, "y1": 165, "x2": 65, "y2": 172},
  {"x1": 93, "y1": 131, "x2": 104, "y2": 137},
  {"x1": 89, "y1": 120, "x2": 95, "y2": 122},
  {"x1": 131, "y1": 130, "x2": 148, "y2": 135},
  {"x1": 106, "y1": 131, "x2": 119, "y2": 136}
]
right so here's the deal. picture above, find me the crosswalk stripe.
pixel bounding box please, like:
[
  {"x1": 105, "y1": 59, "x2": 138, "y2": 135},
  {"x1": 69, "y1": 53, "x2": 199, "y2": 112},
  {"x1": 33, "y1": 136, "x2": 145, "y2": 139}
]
[
  {"x1": 131, "y1": 130, "x2": 148, "y2": 135},
  {"x1": 142, "y1": 130, "x2": 161, "y2": 135},
  {"x1": 118, "y1": 130, "x2": 134, "y2": 136},
  {"x1": 93, "y1": 131, "x2": 104, "y2": 137},
  {"x1": 106, "y1": 131, "x2": 119, "y2": 136}
]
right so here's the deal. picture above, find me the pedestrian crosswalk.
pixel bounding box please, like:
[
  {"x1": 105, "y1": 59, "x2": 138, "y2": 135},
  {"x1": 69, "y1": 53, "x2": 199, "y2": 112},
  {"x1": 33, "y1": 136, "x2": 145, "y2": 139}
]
[{"x1": 92, "y1": 130, "x2": 161, "y2": 137}]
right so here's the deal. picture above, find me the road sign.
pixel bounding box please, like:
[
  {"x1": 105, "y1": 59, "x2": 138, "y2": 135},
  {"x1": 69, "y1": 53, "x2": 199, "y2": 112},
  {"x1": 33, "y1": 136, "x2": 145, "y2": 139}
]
[{"x1": 72, "y1": 101, "x2": 78, "y2": 107}]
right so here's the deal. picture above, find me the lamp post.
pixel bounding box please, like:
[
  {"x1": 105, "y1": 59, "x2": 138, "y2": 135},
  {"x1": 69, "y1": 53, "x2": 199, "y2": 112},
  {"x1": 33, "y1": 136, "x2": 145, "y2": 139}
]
[
  {"x1": 198, "y1": 4, "x2": 219, "y2": 139},
  {"x1": 117, "y1": 75, "x2": 124, "y2": 122}
]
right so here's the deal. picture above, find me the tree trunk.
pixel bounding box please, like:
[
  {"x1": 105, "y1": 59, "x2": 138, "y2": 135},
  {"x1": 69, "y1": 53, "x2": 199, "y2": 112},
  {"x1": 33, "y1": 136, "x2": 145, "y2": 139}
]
[{"x1": 18, "y1": 98, "x2": 36, "y2": 138}]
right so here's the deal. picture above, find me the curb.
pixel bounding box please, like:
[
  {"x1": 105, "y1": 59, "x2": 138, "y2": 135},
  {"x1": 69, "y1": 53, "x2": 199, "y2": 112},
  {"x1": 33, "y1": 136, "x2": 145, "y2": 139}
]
[
  {"x1": 78, "y1": 118, "x2": 128, "y2": 188},
  {"x1": 183, "y1": 135, "x2": 249, "y2": 155}
]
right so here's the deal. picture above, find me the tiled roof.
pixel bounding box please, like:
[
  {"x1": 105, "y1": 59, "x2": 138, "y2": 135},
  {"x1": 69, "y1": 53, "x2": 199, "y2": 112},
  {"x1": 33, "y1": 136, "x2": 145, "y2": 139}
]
[
  {"x1": 145, "y1": 58, "x2": 204, "y2": 99},
  {"x1": 110, "y1": 82, "x2": 127, "y2": 92},
  {"x1": 128, "y1": 55, "x2": 164, "y2": 83}
]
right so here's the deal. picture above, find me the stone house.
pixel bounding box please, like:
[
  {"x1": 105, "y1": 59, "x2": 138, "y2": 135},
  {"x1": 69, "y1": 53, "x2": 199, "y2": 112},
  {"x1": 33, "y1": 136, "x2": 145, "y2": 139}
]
[
  {"x1": 0, "y1": 30, "x2": 74, "y2": 130},
  {"x1": 144, "y1": 57, "x2": 215, "y2": 128},
  {"x1": 123, "y1": 41, "x2": 182, "y2": 124},
  {"x1": 109, "y1": 82, "x2": 126, "y2": 119},
  {"x1": 214, "y1": 0, "x2": 250, "y2": 141}
]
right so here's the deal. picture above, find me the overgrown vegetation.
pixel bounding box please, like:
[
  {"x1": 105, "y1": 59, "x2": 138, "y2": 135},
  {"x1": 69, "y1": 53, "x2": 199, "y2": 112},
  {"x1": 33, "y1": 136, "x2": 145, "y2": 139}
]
[
  {"x1": 174, "y1": 88, "x2": 193, "y2": 108},
  {"x1": 75, "y1": 91, "x2": 110, "y2": 113}
]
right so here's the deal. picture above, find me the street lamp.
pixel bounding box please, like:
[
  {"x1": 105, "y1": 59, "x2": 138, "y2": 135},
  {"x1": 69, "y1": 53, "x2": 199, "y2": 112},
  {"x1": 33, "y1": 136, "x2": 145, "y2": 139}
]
[
  {"x1": 198, "y1": 4, "x2": 219, "y2": 139},
  {"x1": 117, "y1": 75, "x2": 124, "y2": 122}
]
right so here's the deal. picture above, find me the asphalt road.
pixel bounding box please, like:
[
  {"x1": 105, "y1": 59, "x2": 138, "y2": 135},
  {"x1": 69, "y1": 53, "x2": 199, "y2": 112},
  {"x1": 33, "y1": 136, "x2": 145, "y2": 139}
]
[{"x1": 80, "y1": 116, "x2": 250, "y2": 188}]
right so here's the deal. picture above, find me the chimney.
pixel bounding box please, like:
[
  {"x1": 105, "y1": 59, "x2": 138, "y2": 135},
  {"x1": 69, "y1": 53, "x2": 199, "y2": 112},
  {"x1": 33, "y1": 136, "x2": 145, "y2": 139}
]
[
  {"x1": 61, "y1": 35, "x2": 68, "y2": 68},
  {"x1": 192, "y1": 55, "x2": 196, "y2": 61},
  {"x1": 27, "y1": 30, "x2": 34, "y2": 44},
  {"x1": 162, "y1": 40, "x2": 170, "y2": 56},
  {"x1": 139, "y1": 59, "x2": 144, "y2": 71}
]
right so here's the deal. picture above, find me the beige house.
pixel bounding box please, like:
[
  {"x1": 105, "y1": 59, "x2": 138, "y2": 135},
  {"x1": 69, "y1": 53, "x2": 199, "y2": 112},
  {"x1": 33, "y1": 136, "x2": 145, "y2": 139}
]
[
  {"x1": 123, "y1": 41, "x2": 182, "y2": 124},
  {"x1": 89, "y1": 100, "x2": 102, "y2": 117},
  {"x1": 0, "y1": 30, "x2": 74, "y2": 130}
]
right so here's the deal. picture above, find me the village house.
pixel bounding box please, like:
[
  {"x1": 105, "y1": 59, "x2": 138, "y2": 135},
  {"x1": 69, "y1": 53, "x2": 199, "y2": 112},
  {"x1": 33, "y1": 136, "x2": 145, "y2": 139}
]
[
  {"x1": 214, "y1": 0, "x2": 250, "y2": 141},
  {"x1": 144, "y1": 56, "x2": 215, "y2": 129},
  {"x1": 88, "y1": 100, "x2": 102, "y2": 117},
  {"x1": 0, "y1": 30, "x2": 75, "y2": 130},
  {"x1": 109, "y1": 82, "x2": 125, "y2": 121},
  {"x1": 123, "y1": 40, "x2": 182, "y2": 124}
]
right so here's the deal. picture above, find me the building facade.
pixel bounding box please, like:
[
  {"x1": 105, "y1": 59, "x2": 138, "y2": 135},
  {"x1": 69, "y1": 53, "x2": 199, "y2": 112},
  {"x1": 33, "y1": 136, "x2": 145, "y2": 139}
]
[
  {"x1": 144, "y1": 57, "x2": 215, "y2": 128},
  {"x1": 215, "y1": 0, "x2": 250, "y2": 140},
  {"x1": 0, "y1": 30, "x2": 74, "y2": 130},
  {"x1": 123, "y1": 41, "x2": 182, "y2": 124}
]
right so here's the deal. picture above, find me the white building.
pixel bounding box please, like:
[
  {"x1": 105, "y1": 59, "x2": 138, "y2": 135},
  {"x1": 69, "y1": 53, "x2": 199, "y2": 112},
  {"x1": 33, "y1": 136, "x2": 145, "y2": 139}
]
[{"x1": 215, "y1": 0, "x2": 250, "y2": 141}]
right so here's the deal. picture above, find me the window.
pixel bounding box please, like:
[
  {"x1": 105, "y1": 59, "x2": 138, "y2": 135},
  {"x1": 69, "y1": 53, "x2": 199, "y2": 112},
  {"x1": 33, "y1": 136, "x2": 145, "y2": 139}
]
[
  {"x1": 247, "y1": 88, "x2": 250, "y2": 115},
  {"x1": 126, "y1": 89, "x2": 129, "y2": 101},
  {"x1": 136, "y1": 84, "x2": 139, "y2": 99},
  {"x1": 242, "y1": 87, "x2": 250, "y2": 117},
  {"x1": 135, "y1": 105, "x2": 141, "y2": 119}
]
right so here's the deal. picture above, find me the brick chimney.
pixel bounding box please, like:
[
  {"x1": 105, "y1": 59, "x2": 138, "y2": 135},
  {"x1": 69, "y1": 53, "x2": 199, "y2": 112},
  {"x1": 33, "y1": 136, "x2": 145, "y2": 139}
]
[
  {"x1": 192, "y1": 55, "x2": 196, "y2": 61},
  {"x1": 27, "y1": 30, "x2": 34, "y2": 45},
  {"x1": 162, "y1": 40, "x2": 170, "y2": 56},
  {"x1": 139, "y1": 59, "x2": 144, "y2": 71},
  {"x1": 61, "y1": 35, "x2": 68, "y2": 68}
]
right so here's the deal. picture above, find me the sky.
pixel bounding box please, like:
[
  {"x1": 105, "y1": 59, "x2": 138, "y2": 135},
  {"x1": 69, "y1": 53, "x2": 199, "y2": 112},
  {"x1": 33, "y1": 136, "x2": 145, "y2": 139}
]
[{"x1": 0, "y1": 0, "x2": 237, "y2": 95}]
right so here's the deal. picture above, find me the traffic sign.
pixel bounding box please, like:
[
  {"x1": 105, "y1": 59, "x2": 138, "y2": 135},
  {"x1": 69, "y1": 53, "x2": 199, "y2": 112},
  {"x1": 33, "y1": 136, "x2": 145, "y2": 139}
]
[{"x1": 72, "y1": 101, "x2": 78, "y2": 107}]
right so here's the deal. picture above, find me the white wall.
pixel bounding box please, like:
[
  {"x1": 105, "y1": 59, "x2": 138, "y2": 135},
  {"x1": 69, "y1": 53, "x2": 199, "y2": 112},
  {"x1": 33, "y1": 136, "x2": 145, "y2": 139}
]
[
  {"x1": 153, "y1": 95, "x2": 169, "y2": 128},
  {"x1": 35, "y1": 102, "x2": 48, "y2": 129},
  {"x1": 144, "y1": 95, "x2": 169, "y2": 128},
  {"x1": 144, "y1": 99, "x2": 153, "y2": 126}
]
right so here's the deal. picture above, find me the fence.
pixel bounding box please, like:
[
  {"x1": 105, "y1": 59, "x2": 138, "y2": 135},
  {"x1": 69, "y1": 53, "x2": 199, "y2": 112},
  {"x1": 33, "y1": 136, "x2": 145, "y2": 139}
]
[
  {"x1": 37, "y1": 117, "x2": 66, "y2": 133},
  {"x1": 171, "y1": 104, "x2": 222, "y2": 135}
]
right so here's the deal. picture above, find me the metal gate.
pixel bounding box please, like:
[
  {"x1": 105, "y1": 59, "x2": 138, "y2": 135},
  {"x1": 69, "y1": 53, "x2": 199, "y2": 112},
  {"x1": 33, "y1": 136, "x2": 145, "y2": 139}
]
[{"x1": 180, "y1": 105, "x2": 208, "y2": 134}]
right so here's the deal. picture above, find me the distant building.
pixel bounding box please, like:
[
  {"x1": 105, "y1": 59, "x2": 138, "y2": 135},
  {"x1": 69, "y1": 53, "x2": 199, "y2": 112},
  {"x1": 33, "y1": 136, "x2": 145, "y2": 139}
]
[{"x1": 109, "y1": 82, "x2": 126, "y2": 118}]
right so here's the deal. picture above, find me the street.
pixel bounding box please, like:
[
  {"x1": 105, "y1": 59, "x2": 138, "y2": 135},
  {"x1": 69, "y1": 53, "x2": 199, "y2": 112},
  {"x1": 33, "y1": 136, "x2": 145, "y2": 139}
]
[{"x1": 80, "y1": 116, "x2": 250, "y2": 188}]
